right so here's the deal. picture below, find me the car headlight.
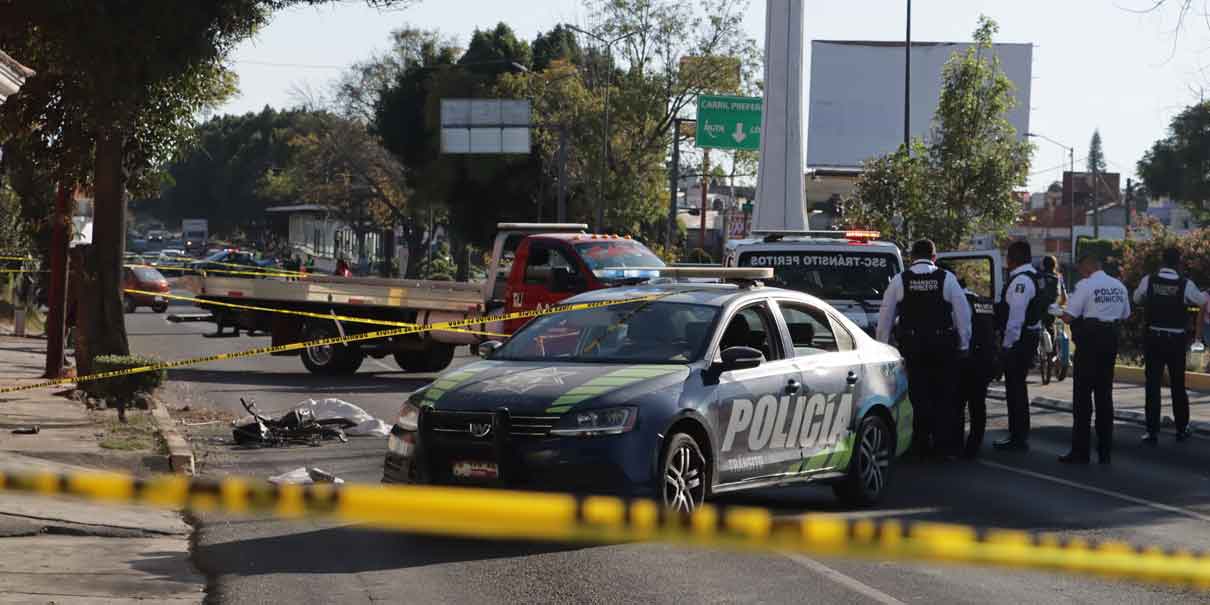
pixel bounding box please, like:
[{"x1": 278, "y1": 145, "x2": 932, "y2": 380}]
[
  {"x1": 550, "y1": 406, "x2": 637, "y2": 437},
  {"x1": 397, "y1": 400, "x2": 421, "y2": 431}
]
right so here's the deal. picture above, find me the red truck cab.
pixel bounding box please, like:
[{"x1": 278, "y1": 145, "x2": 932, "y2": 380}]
[{"x1": 499, "y1": 232, "x2": 665, "y2": 334}]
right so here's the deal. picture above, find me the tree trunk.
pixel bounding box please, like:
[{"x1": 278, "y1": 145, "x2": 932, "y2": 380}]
[{"x1": 77, "y1": 128, "x2": 129, "y2": 375}]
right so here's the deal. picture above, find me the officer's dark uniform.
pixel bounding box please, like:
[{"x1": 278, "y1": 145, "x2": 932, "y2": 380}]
[
  {"x1": 896, "y1": 268, "x2": 960, "y2": 456},
  {"x1": 995, "y1": 268, "x2": 1044, "y2": 449},
  {"x1": 1064, "y1": 269, "x2": 1130, "y2": 463},
  {"x1": 957, "y1": 291, "x2": 999, "y2": 458},
  {"x1": 1134, "y1": 269, "x2": 1207, "y2": 440}
]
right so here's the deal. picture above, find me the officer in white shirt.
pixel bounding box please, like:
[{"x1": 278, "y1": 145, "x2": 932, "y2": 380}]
[
  {"x1": 878, "y1": 239, "x2": 971, "y2": 459},
  {"x1": 1061, "y1": 251, "x2": 1130, "y2": 464},
  {"x1": 993, "y1": 241, "x2": 1043, "y2": 452},
  {"x1": 1132, "y1": 246, "x2": 1207, "y2": 444}
]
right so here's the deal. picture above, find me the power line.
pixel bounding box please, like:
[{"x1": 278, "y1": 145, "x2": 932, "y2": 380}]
[
  {"x1": 234, "y1": 59, "x2": 346, "y2": 70},
  {"x1": 1029, "y1": 156, "x2": 1089, "y2": 177}
]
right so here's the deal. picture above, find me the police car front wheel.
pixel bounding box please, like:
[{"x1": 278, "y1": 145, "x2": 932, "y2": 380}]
[
  {"x1": 833, "y1": 415, "x2": 894, "y2": 507},
  {"x1": 661, "y1": 433, "x2": 707, "y2": 513}
]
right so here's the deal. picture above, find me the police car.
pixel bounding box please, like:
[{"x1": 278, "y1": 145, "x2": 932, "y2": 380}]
[
  {"x1": 723, "y1": 231, "x2": 1003, "y2": 333},
  {"x1": 383, "y1": 268, "x2": 911, "y2": 510}
]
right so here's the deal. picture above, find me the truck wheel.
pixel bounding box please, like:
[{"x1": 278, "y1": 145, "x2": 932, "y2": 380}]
[
  {"x1": 123, "y1": 296, "x2": 137, "y2": 314},
  {"x1": 300, "y1": 322, "x2": 360, "y2": 376},
  {"x1": 393, "y1": 342, "x2": 455, "y2": 373},
  {"x1": 152, "y1": 303, "x2": 168, "y2": 313}
]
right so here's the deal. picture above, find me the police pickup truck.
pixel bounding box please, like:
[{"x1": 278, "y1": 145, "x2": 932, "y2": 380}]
[{"x1": 723, "y1": 231, "x2": 1002, "y2": 335}]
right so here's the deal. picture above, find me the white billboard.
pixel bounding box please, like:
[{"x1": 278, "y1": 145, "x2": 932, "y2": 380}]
[{"x1": 806, "y1": 40, "x2": 1032, "y2": 168}]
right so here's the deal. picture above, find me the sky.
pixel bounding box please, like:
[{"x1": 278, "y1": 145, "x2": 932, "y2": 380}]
[{"x1": 220, "y1": 0, "x2": 1210, "y2": 192}]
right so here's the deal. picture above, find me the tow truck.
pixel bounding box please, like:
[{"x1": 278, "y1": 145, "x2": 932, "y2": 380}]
[
  {"x1": 724, "y1": 230, "x2": 1003, "y2": 334},
  {"x1": 182, "y1": 223, "x2": 666, "y2": 375}
]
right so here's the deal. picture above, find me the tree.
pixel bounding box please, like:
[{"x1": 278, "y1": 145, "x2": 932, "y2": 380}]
[
  {"x1": 532, "y1": 25, "x2": 583, "y2": 72},
  {"x1": 460, "y1": 23, "x2": 532, "y2": 75},
  {"x1": 332, "y1": 27, "x2": 458, "y2": 123},
  {"x1": 1087, "y1": 129, "x2": 1106, "y2": 175},
  {"x1": 842, "y1": 16, "x2": 1033, "y2": 250},
  {"x1": 0, "y1": 1, "x2": 411, "y2": 374},
  {"x1": 259, "y1": 113, "x2": 410, "y2": 270},
  {"x1": 1137, "y1": 101, "x2": 1210, "y2": 224},
  {"x1": 136, "y1": 107, "x2": 307, "y2": 235}
]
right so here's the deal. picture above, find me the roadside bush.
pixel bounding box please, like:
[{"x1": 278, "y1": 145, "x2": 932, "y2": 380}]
[
  {"x1": 81, "y1": 354, "x2": 165, "y2": 404},
  {"x1": 1112, "y1": 224, "x2": 1210, "y2": 360}
]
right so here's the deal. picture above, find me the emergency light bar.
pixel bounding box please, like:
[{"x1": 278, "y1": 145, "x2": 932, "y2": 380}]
[
  {"x1": 660, "y1": 266, "x2": 773, "y2": 280},
  {"x1": 760, "y1": 230, "x2": 881, "y2": 242}
]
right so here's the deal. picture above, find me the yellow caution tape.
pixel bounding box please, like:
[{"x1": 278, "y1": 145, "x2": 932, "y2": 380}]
[
  {"x1": 128, "y1": 263, "x2": 306, "y2": 279},
  {"x1": 0, "y1": 269, "x2": 46, "y2": 273},
  {"x1": 0, "y1": 294, "x2": 663, "y2": 394},
  {"x1": 0, "y1": 255, "x2": 35, "y2": 261},
  {"x1": 0, "y1": 469, "x2": 1206, "y2": 589},
  {"x1": 125, "y1": 288, "x2": 507, "y2": 338}
]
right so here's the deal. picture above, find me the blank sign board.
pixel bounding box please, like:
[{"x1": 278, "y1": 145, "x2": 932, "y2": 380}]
[{"x1": 441, "y1": 99, "x2": 532, "y2": 154}]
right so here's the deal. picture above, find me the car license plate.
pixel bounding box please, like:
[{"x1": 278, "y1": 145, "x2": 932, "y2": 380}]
[{"x1": 451, "y1": 461, "x2": 498, "y2": 480}]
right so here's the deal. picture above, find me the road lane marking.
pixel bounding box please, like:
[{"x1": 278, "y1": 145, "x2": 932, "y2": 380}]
[
  {"x1": 978, "y1": 459, "x2": 1210, "y2": 523},
  {"x1": 784, "y1": 553, "x2": 907, "y2": 605}
]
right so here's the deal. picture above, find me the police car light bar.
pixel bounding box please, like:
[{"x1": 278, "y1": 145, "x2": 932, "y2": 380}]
[
  {"x1": 660, "y1": 266, "x2": 773, "y2": 280},
  {"x1": 758, "y1": 230, "x2": 881, "y2": 242}
]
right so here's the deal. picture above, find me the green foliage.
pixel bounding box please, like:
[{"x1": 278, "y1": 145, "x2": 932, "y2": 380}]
[
  {"x1": 1087, "y1": 129, "x2": 1106, "y2": 175},
  {"x1": 82, "y1": 354, "x2": 166, "y2": 402},
  {"x1": 417, "y1": 241, "x2": 457, "y2": 281},
  {"x1": 461, "y1": 23, "x2": 532, "y2": 75},
  {"x1": 1137, "y1": 101, "x2": 1210, "y2": 225},
  {"x1": 843, "y1": 16, "x2": 1032, "y2": 250},
  {"x1": 533, "y1": 25, "x2": 584, "y2": 71},
  {"x1": 137, "y1": 107, "x2": 307, "y2": 233}
]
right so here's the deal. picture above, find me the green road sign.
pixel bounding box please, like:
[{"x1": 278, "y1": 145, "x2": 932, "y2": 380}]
[{"x1": 695, "y1": 94, "x2": 762, "y2": 151}]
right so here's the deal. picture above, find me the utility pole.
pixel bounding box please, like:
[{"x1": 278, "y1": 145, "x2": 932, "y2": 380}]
[
  {"x1": 904, "y1": 0, "x2": 912, "y2": 148},
  {"x1": 1092, "y1": 163, "x2": 1100, "y2": 239},
  {"x1": 44, "y1": 184, "x2": 70, "y2": 379},
  {"x1": 700, "y1": 150, "x2": 710, "y2": 255},
  {"x1": 666, "y1": 117, "x2": 691, "y2": 251}
]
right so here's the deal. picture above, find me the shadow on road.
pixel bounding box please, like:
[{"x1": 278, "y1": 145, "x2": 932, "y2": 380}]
[
  {"x1": 195, "y1": 523, "x2": 587, "y2": 576},
  {"x1": 164, "y1": 367, "x2": 433, "y2": 395}
]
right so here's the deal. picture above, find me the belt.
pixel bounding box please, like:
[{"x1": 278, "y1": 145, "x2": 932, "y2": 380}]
[{"x1": 1084, "y1": 319, "x2": 1119, "y2": 328}]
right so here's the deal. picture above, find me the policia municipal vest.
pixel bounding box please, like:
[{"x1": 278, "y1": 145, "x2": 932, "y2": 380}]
[
  {"x1": 966, "y1": 292, "x2": 1000, "y2": 371},
  {"x1": 995, "y1": 272, "x2": 1045, "y2": 333},
  {"x1": 894, "y1": 267, "x2": 957, "y2": 355},
  {"x1": 1145, "y1": 272, "x2": 1189, "y2": 331}
]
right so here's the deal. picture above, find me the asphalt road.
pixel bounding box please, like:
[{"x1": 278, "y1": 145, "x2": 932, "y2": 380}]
[{"x1": 126, "y1": 298, "x2": 1210, "y2": 604}]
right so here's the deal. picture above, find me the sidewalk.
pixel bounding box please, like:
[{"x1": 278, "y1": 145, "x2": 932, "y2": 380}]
[
  {"x1": 991, "y1": 372, "x2": 1210, "y2": 436},
  {"x1": 0, "y1": 336, "x2": 203, "y2": 604}
]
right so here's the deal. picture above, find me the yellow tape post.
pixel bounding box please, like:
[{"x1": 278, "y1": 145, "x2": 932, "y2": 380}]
[
  {"x1": 0, "y1": 294, "x2": 664, "y2": 395},
  {"x1": 0, "y1": 469, "x2": 1206, "y2": 590}
]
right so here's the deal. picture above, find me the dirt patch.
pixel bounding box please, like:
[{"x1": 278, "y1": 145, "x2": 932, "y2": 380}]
[{"x1": 90, "y1": 410, "x2": 166, "y2": 453}]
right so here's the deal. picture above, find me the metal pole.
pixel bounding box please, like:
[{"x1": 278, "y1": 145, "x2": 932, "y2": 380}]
[
  {"x1": 1092, "y1": 163, "x2": 1100, "y2": 239},
  {"x1": 598, "y1": 63, "x2": 611, "y2": 231},
  {"x1": 557, "y1": 126, "x2": 568, "y2": 223},
  {"x1": 700, "y1": 150, "x2": 710, "y2": 254},
  {"x1": 666, "y1": 118, "x2": 683, "y2": 251},
  {"x1": 904, "y1": 0, "x2": 911, "y2": 147},
  {"x1": 1069, "y1": 147, "x2": 1075, "y2": 261}
]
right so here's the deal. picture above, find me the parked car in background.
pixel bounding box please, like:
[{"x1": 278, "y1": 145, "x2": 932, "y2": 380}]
[{"x1": 122, "y1": 265, "x2": 170, "y2": 313}]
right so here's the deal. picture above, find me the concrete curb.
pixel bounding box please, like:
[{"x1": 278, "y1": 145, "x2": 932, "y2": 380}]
[
  {"x1": 150, "y1": 404, "x2": 195, "y2": 475},
  {"x1": 1026, "y1": 395, "x2": 1210, "y2": 437},
  {"x1": 1114, "y1": 365, "x2": 1210, "y2": 391}
]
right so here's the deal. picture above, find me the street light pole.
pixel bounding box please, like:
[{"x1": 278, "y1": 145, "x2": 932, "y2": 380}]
[
  {"x1": 904, "y1": 0, "x2": 911, "y2": 148},
  {"x1": 568, "y1": 25, "x2": 638, "y2": 232}
]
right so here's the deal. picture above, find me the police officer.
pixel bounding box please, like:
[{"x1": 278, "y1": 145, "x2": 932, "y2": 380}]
[
  {"x1": 1133, "y1": 246, "x2": 1207, "y2": 444},
  {"x1": 956, "y1": 279, "x2": 999, "y2": 459},
  {"x1": 993, "y1": 240, "x2": 1043, "y2": 452},
  {"x1": 877, "y1": 239, "x2": 972, "y2": 459},
  {"x1": 1061, "y1": 251, "x2": 1130, "y2": 464}
]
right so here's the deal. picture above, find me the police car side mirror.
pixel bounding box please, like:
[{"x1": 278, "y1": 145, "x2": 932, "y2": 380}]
[
  {"x1": 720, "y1": 346, "x2": 764, "y2": 371},
  {"x1": 477, "y1": 340, "x2": 503, "y2": 359}
]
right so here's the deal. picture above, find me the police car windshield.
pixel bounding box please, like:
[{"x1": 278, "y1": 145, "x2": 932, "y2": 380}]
[
  {"x1": 494, "y1": 301, "x2": 718, "y2": 364},
  {"x1": 738, "y1": 251, "x2": 898, "y2": 300}
]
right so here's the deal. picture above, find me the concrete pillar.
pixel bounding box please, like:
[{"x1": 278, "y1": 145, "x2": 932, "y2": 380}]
[{"x1": 751, "y1": 0, "x2": 807, "y2": 234}]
